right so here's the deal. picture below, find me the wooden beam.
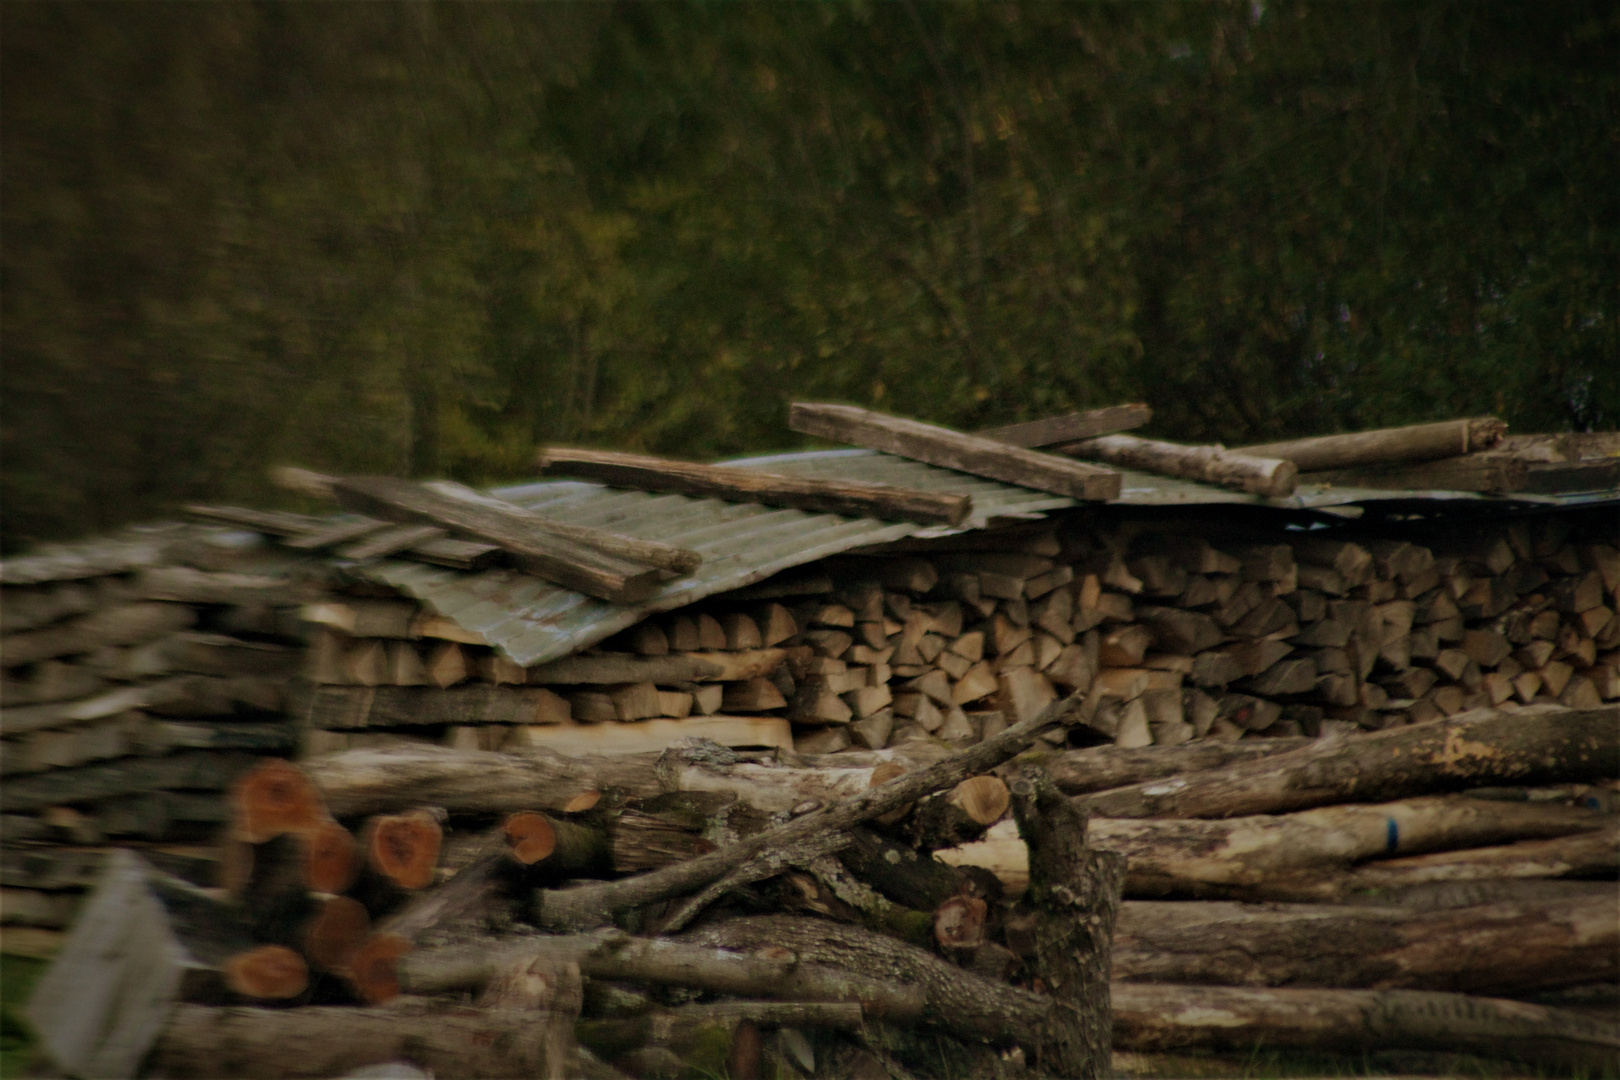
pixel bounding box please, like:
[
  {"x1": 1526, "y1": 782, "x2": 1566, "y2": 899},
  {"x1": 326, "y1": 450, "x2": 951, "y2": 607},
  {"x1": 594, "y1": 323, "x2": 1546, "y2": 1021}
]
[
  {"x1": 788, "y1": 403, "x2": 1120, "y2": 500},
  {"x1": 1059, "y1": 434, "x2": 1297, "y2": 497},
  {"x1": 302, "y1": 685, "x2": 572, "y2": 730},
  {"x1": 1236, "y1": 417, "x2": 1507, "y2": 472},
  {"x1": 976, "y1": 404, "x2": 1151, "y2": 448},
  {"x1": 537, "y1": 447, "x2": 971, "y2": 525},
  {"x1": 524, "y1": 649, "x2": 787, "y2": 685},
  {"x1": 510, "y1": 716, "x2": 793, "y2": 757},
  {"x1": 325, "y1": 476, "x2": 670, "y2": 603}
]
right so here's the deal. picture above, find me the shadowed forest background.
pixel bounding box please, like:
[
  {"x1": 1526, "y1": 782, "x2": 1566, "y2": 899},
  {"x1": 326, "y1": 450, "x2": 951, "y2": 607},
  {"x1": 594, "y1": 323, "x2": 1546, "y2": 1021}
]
[{"x1": 2, "y1": 1, "x2": 1616, "y2": 550}]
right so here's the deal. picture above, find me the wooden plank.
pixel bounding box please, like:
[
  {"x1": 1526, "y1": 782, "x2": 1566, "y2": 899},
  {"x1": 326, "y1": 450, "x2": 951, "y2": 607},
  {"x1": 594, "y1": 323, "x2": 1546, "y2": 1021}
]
[
  {"x1": 399, "y1": 536, "x2": 503, "y2": 570},
  {"x1": 281, "y1": 518, "x2": 392, "y2": 551},
  {"x1": 525, "y1": 649, "x2": 787, "y2": 685},
  {"x1": 511, "y1": 715, "x2": 792, "y2": 757},
  {"x1": 976, "y1": 403, "x2": 1152, "y2": 448},
  {"x1": 537, "y1": 447, "x2": 972, "y2": 525},
  {"x1": 302, "y1": 685, "x2": 572, "y2": 730},
  {"x1": 134, "y1": 567, "x2": 314, "y2": 607},
  {"x1": 181, "y1": 505, "x2": 327, "y2": 537},
  {"x1": 420, "y1": 479, "x2": 702, "y2": 574},
  {"x1": 325, "y1": 476, "x2": 673, "y2": 603},
  {"x1": 788, "y1": 402, "x2": 1121, "y2": 500},
  {"x1": 1061, "y1": 435, "x2": 1297, "y2": 498},
  {"x1": 1236, "y1": 417, "x2": 1507, "y2": 472},
  {"x1": 337, "y1": 524, "x2": 449, "y2": 560}
]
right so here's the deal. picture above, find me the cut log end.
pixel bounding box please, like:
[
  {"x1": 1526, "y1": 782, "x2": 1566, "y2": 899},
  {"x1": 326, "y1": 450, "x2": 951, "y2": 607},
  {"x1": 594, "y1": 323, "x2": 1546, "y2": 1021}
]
[
  {"x1": 504, "y1": 811, "x2": 558, "y2": 865},
  {"x1": 224, "y1": 944, "x2": 309, "y2": 1000},
  {"x1": 871, "y1": 762, "x2": 912, "y2": 825},
  {"x1": 302, "y1": 818, "x2": 360, "y2": 894},
  {"x1": 949, "y1": 775, "x2": 1011, "y2": 826},
  {"x1": 231, "y1": 759, "x2": 327, "y2": 844},
  {"x1": 563, "y1": 790, "x2": 602, "y2": 814},
  {"x1": 365, "y1": 812, "x2": 444, "y2": 890},
  {"x1": 341, "y1": 932, "x2": 411, "y2": 1005},
  {"x1": 303, "y1": 896, "x2": 372, "y2": 972},
  {"x1": 934, "y1": 894, "x2": 988, "y2": 951}
]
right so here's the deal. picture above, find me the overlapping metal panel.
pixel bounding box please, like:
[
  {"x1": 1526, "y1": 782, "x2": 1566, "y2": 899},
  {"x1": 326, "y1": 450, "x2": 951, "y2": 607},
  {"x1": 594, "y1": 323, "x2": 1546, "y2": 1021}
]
[{"x1": 351, "y1": 447, "x2": 1591, "y2": 666}]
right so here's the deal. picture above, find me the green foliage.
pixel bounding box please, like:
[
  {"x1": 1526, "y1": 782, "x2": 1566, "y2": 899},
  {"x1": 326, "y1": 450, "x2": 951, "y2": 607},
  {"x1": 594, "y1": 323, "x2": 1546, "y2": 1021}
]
[{"x1": 3, "y1": 2, "x2": 1615, "y2": 548}]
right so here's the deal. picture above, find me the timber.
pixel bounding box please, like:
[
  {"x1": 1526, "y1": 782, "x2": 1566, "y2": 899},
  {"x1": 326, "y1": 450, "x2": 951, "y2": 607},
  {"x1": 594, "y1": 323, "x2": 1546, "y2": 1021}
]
[
  {"x1": 538, "y1": 446, "x2": 972, "y2": 525},
  {"x1": 322, "y1": 475, "x2": 671, "y2": 602},
  {"x1": 976, "y1": 403, "x2": 1152, "y2": 448},
  {"x1": 1237, "y1": 416, "x2": 1508, "y2": 472},
  {"x1": 1033, "y1": 737, "x2": 1312, "y2": 795},
  {"x1": 789, "y1": 402, "x2": 1122, "y2": 500},
  {"x1": 1075, "y1": 703, "x2": 1619, "y2": 818},
  {"x1": 1111, "y1": 984, "x2": 1618, "y2": 1074},
  {"x1": 525, "y1": 648, "x2": 787, "y2": 685},
  {"x1": 1061, "y1": 434, "x2": 1297, "y2": 497},
  {"x1": 302, "y1": 685, "x2": 571, "y2": 729},
  {"x1": 1113, "y1": 892, "x2": 1619, "y2": 994}
]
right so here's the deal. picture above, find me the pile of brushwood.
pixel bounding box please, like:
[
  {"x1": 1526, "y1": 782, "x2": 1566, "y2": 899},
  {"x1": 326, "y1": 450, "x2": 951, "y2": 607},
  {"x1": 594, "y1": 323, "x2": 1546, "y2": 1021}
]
[{"x1": 24, "y1": 697, "x2": 1620, "y2": 1079}]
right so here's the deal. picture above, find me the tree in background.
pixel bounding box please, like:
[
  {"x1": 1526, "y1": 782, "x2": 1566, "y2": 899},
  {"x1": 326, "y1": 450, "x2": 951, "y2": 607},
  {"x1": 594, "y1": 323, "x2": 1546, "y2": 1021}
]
[{"x1": 3, "y1": 1, "x2": 1615, "y2": 548}]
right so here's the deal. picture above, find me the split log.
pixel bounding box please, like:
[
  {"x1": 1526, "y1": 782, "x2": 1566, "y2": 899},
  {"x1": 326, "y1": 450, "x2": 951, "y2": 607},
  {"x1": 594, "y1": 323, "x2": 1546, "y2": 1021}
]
[
  {"x1": 1007, "y1": 766, "x2": 1126, "y2": 1078},
  {"x1": 148, "y1": 998, "x2": 564, "y2": 1080},
  {"x1": 1090, "y1": 795, "x2": 1610, "y2": 895},
  {"x1": 1114, "y1": 892, "x2": 1618, "y2": 994},
  {"x1": 321, "y1": 475, "x2": 670, "y2": 603},
  {"x1": 1110, "y1": 983, "x2": 1618, "y2": 1074},
  {"x1": 1031, "y1": 736, "x2": 1311, "y2": 794},
  {"x1": 1075, "y1": 703, "x2": 1618, "y2": 819},
  {"x1": 538, "y1": 447, "x2": 971, "y2": 526},
  {"x1": 1237, "y1": 416, "x2": 1508, "y2": 472},
  {"x1": 533, "y1": 686, "x2": 1092, "y2": 932},
  {"x1": 1062, "y1": 435, "x2": 1297, "y2": 498},
  {"x1": 0, "y1": 601, "x2": 197, "y2": 667},
  {"x1": 788, "y1": 402, "x2": 1121, "y2": 500},
  {"x1": 977, "y1": 403, "x2": 1152, "y2": 448},
  {"x1": 0, "y1": 750, "x2": 260, "y2": 812}
]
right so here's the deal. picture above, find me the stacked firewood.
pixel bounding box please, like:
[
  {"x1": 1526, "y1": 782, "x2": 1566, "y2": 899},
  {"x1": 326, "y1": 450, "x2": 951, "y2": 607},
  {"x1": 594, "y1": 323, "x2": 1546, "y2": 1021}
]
[
  {"x1": 0, "y1": 527, "x2": 316, "y2": 940},
  {"x1": 292, "y1": 512, "x2": 1620, "y2": 767},
  {"x1": 24, "y1": 694, "x2": 1617, "y2": 1079}
]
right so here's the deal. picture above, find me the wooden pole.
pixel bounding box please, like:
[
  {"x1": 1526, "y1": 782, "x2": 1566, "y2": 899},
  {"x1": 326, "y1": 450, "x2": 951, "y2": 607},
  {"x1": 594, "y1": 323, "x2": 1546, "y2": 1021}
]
[
  {"x1": 1059, "y1": 434, "x2": 1297, "y2": 497},
  {"x1": 1236, "y1": 416, "x2": 1508, "y2": 472},
  {"x1": 976, "y1": 404, "x2": 1152, "y2": 448}
]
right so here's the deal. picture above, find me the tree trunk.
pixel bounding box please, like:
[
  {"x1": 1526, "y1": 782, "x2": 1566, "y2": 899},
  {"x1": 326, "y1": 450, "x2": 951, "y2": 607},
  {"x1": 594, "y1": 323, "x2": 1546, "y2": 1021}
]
[
  {"x1": 1111, "y1": 983, "x2": 1618, "y2": 1074},
  {"x1": 1030, "y1": 737, "x2": 1311, "y2": 796},
  {"x1": 1075, "y1": 704, "x2": 1618, "y2": 819},
  {"x1": 1113, "y1": 892, "x2": 1618, "y2": 994},
  {"x1": 1008, "y1": 766, "x2": 1125, "y2": 1079}
]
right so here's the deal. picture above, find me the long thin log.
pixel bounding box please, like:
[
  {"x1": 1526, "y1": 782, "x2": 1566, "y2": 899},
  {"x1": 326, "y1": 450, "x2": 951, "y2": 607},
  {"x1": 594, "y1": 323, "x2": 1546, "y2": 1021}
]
[
  {"x1": 149, "y1": 999, "x2": 562, "y2": 1080},
  {"x1": 1060, "y1": 434, "x2": 1297, "y2": 497},
  {"x1": 1111, "y1": 983, "x2": 1618, "y2": 1074},
  {"x1": 680, "y1": 914, "x2": 1056, "y2": 1046},
  {"x1": 1114, "y1": 892, "x2": 1618, "y2": 994},
  {"x1": 1090, "y1": 795, "x2": 1610, "y2": 894},
  {"x1": 533, "y1": 686, "x2": 1091, "y2": 932},
  {"x1": 321, "y1": 475, "x2": 671, "y2": 602},
  {"x1": 976, "y1": 404, "x2": 1152, "y2": 448},
  {"x1": 537, "y1": 447, "x2": 971, "y2": 526},
  {"x1": 1029, "y1": 738, "x2": 1312, "y2": 796},
  {"x1": 1008, "y1": 766, "x2": 1125, "y2": 1078},
  {"x1": 788, "y1": 402, "x2": 1121, "y2": 500},
  {"x1": 1075, "y1": 703, "x2": 1619, "y2": 819},
  {"x1": 1236, "y1": 416, "x2": 1508, "y2": 472}
]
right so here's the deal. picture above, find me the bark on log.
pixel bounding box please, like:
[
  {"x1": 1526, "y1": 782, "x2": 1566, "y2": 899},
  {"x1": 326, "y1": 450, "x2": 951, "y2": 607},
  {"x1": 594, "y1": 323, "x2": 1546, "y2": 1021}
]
[
  {"x1": 1111, "y1": 983, "x2": 1618, "y2": 1074},
  {"x1": 148, "y1": 999, "x2": 563, "y2": 1079},
  {"x1": 976, "y1": 404, "x2": 1152, "y2": 448},
  {"x1": 1075, "y1": 703, "x2": 1619, "y2": 819},
  {"x1": 302, "y1": 684, "x2": 571, "y2": 729},
  {"x1": 1062, "y1": 435, "x2": 1297, "y2": 498},
  {"x1": 576, "y1": 1001, "x2": 864, "y2": 1067},
  {"x1": 1236, "y1": 417, "x2": 1508, "y2": 472},
  {"x1": 836, "y1": 826, "x2": 994, "y2": 912},
  {"x1": 1029, "y1": 738, "x2": 1312, "y2": 795},
  {"x1": 1089, "y1": 795, "x2": 1610, "y2": 895},
  {"x1": 1008, "y1": 766, "x2": 1126, "y2": 1079},
  {"x1": 788, "y1": 402, "x2": 1121, "y2": 500},
  {"x1": 533, "y1": 686, "x2": 1091, "y2": 932},
  {"x1": 680, "y1": 914, "x2": 1056, "y2": 1047},
  {"x1": 1113, "y1": 892, "x2": 1619, "y2": 994},
  {"x1": 537, "y1": 447, "x2": 971, "y2": 526}
]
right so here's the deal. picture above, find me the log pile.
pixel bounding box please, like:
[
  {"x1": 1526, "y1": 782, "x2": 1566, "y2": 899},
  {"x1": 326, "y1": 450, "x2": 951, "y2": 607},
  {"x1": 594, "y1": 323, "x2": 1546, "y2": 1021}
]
[
  {"x1": 1, "y1": 527, "x2": 319, "y2": 946},
  {"x1": 23, "y1": 698, "x2": 1617, "y2": 1079}
]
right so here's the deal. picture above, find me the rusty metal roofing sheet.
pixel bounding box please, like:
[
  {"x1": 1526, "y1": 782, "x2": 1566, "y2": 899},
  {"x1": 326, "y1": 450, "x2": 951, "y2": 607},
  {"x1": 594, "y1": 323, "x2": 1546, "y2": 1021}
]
[{"x1": 358, "y1": 448, "x2": 1587, "y2": 666}]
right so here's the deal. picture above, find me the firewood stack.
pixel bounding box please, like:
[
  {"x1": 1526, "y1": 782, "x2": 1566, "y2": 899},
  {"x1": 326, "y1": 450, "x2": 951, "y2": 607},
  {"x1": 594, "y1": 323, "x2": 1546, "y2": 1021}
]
[
  {"x1": 0, "y1": 526, "x2": 316, "y2": 943},
  {"x1": 24, "y1": 692, "x2": 1618, "y2": 1079}
]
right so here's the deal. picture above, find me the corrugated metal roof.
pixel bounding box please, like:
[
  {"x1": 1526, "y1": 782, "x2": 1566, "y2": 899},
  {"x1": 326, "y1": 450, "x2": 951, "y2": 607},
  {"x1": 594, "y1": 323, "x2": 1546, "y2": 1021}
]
[{"x1": 360, "y1": 448, "x2": 1595, "y2": 666}]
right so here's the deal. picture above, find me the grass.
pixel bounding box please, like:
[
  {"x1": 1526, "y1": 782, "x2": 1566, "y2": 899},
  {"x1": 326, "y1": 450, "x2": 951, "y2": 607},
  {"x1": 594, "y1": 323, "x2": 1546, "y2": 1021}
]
[{"x1": 0, "y1": 955, "x2": 47, "y2": 1080}]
